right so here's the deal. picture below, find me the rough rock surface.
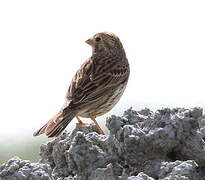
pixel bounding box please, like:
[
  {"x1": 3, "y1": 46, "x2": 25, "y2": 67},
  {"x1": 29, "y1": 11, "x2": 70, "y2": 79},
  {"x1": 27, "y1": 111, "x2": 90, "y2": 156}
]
[
  {"x1": 0, "y1": 156, "x2": 52, "y2": 180},
  {"x1": 1, "y1": 107, "x2": 205, "y2": 180}
]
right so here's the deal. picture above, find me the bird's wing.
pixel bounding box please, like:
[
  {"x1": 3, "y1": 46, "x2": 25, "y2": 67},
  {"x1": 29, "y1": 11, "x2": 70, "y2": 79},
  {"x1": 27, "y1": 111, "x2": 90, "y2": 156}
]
[{"x1": 66, "y1": 56, "x2": 129, "y2": 109}]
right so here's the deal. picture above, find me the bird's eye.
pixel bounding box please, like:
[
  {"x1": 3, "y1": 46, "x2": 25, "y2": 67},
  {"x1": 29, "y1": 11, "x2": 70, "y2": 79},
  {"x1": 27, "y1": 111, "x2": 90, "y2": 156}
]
[{"x1": 95, "y1": 37, "x2": 101, "y2": 42}]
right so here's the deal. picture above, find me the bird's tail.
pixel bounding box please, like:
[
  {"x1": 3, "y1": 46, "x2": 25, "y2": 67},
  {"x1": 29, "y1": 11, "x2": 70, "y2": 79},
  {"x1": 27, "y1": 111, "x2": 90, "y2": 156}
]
[{"x1": 33, "y1": 107, "x2": 76, "y2": 138}]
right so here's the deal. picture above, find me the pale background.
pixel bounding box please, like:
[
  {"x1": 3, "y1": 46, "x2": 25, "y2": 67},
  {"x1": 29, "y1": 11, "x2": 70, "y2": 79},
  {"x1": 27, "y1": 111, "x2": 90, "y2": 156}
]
[{"x1": 0, "y1": 0, "x2": 205, "y2": 163}]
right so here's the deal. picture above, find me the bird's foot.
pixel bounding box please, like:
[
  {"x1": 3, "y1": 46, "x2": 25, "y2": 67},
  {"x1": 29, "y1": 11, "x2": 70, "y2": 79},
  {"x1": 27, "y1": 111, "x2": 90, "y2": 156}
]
[
  {"x1": 90, "y1": 116, "x2": 105, "y2": 135},
  {"x1": 78, "y1": 121, "x2": 95, "y2": 126},
  {"x1": 98, "y1": 129, "x2": 105, "y2": 135},
  {"x1": 76, "y1": 116, "x2": 105, "y2": 134}
]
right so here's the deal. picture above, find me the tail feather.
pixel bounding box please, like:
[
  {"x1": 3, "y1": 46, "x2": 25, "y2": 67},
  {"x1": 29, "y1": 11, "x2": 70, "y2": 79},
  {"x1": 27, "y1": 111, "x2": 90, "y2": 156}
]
[
  {"x1": 33, "y1": 108, "x2": 76, "y2": 138},
  {"x1": 33, "y1": 124, "x2": 47, "y2": 136},
  {"x1": 46, "y1": 116, "x2": 70, "y2": 137}
]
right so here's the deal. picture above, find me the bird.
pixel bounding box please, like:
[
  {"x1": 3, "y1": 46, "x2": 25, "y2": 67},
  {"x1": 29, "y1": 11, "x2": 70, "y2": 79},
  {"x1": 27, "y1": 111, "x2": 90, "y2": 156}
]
[{"x1": 33, "y1": 32, "x2": 130, "y2": 138}]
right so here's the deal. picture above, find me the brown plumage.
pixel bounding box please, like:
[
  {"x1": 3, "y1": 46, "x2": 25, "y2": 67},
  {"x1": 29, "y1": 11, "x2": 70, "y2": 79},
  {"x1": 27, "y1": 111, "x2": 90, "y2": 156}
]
[{"x1": 33, "y1": 32, "x2": 130, "y2": 138}]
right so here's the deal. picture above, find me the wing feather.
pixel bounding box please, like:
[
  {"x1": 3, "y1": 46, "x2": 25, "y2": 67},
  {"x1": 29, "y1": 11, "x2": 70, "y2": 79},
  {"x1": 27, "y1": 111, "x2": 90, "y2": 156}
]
[{"x1": 66, "y1": 56, "x2": 129, "y2": 109}]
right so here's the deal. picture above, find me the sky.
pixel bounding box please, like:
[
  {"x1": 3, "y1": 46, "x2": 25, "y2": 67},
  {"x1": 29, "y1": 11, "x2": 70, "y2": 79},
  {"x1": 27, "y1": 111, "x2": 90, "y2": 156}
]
[{"x1": 0, "y1": 0, "x2": 205, "y2": 138}]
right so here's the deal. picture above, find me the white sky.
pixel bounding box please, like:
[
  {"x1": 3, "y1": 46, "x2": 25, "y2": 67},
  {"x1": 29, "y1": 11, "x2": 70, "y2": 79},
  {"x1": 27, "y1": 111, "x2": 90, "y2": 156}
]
[{"x1": 0, "y1": 0, "x2": 205, "y2": 137}]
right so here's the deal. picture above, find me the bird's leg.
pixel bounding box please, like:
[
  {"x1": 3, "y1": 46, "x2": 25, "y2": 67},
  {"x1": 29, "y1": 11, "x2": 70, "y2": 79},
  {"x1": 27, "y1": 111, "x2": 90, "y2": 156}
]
[
  {"x1": 90, "y1": 116, "x2": 105, "y2": 135},
  {"x1": 76, "y1": 116, "x2": 95, "y2": 126},
  {"x1": 76, "y1": 116, "x2": 87, "y2": 125}
]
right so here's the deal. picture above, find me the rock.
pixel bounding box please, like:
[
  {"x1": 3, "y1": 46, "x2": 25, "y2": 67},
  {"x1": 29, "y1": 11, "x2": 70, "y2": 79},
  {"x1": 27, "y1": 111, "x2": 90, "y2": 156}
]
[
  {"x1": 0, "y1": 156, "x2": 52, "y2": 180},
  {"x1": 158, "y1": 160, "x2": 198, "y2": 180},
  {"x1": 127, "y1": 172, "x2": 155, "y2": 180},
  {"x1": 0, "y1": 107, "x2": 205, "y2": 180}
]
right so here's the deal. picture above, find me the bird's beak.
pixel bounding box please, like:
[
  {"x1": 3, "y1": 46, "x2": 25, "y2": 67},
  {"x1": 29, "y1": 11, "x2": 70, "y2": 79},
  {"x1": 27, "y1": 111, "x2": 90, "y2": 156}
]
[{"x1": 85, "y1": 38, "x2": 94, "y2": 46}]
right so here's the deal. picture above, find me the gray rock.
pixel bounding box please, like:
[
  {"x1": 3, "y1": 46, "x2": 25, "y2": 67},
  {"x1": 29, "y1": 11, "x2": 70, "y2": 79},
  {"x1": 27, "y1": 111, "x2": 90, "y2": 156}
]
[
  {"x1": 128, "y1": 172, "x2": 154, "y2": 180},
  {"x1": 159, "y1": 160, "x2": 198, "y2": 180},
  {"x1": 0, "y1": 156, "x2": 52, "y2": 180},
  {"x1": 1, "y1": 107, "x2": 205, "y2": 180},
  {"x1": 90, "y1": 163, "x2": 116, "y2": 180}
]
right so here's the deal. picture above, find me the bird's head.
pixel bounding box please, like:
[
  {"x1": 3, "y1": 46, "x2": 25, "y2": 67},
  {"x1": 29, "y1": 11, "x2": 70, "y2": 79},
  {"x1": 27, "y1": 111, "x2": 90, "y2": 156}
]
[{"x1": 86, "y1": 32, "x2": 124, "y2": 55}]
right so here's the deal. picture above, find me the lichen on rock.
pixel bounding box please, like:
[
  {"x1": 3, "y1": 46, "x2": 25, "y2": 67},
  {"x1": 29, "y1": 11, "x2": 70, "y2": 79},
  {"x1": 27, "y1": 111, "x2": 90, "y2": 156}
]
[{"x1": 0, "y1": 107, "x2": 205, "y2": 180}]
